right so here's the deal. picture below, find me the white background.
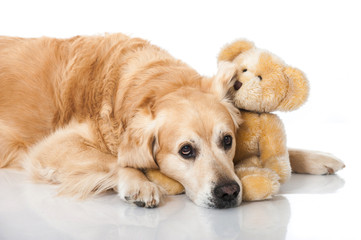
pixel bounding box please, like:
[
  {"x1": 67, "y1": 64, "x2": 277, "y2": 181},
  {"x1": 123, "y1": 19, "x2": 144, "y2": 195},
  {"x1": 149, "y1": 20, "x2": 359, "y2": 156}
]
[
  {"x1": 1, "y1": 0, "x2": 361, "y2": 239},
  {"x1": 1, "y1": 0, "x2": 360, "y2": 154}
]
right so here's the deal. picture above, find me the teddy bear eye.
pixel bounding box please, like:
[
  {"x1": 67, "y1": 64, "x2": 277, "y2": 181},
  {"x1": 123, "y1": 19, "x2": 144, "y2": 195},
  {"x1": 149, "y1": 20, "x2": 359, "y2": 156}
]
[
  {"x1": 258, "y1": 75, "x2": 262, "y2": 80},
  {"x1": 242, "y1": 69, "x2": 247, "y2": 72}
]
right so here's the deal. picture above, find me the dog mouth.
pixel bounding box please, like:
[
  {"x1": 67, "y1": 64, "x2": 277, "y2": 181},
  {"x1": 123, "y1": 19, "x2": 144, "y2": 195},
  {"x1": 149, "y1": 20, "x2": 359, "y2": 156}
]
[
  {"x1": 208, "y1": 197, "x2": 239, "y2": 209},
  {"x1": 205, "y1": 181, "x2": 241, "y2": 208},
  {"x1": 186, "y1": 180, "x2": 241, "y2": 208}
]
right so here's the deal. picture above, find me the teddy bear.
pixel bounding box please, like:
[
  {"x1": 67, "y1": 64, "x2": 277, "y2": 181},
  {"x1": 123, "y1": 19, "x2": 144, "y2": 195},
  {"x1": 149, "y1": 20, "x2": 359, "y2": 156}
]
[
  {"x1": 216, "y1": 39, "x2": 309, "y2": 201},
  {"x1": 146, "y1": 39, "x2": 310, "y2": 201}
]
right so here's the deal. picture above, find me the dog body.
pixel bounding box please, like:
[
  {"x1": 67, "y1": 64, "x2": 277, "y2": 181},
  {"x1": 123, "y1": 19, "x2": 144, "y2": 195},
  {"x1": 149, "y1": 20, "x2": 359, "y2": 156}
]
[{"x1": 0, "y1": 34, "x2": 242, "y2": 208}]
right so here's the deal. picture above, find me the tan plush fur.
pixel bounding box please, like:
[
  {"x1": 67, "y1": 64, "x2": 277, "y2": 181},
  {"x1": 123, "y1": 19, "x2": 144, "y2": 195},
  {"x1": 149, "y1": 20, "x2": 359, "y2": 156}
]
[
  {"x1": 0, "y1": 34, "x2": 246, "y2": 208},
  {"x1": 218, "y1": 40, "x2": 344, "y2": 201}
]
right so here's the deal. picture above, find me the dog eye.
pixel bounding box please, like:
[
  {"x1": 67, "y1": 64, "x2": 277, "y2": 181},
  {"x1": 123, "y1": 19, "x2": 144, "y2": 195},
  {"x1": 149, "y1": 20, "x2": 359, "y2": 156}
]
[
  {"x1": 242, "y1": 69, "x2": 247, "y2": 72},
  {"x1": 258, "y1": 75, "x2": 262, "y2": 80},
  {"x1": 223, "y1": 135, "x2": 232, "y2": 150},
  {"x1": 179, "y1": 144, "x2": 195, "y2": 159}
]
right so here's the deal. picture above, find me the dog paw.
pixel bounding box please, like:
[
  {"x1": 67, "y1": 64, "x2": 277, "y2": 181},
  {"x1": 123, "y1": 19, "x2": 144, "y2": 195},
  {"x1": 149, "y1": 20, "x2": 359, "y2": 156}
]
[
  {"x1": 312, "y1": 157, "x2": 345, "y2": 175},
  {"x1": 317, "y1": 152, "x2": 345, "y2": 174},
  {"x1": 289, "y1": 149, "x2": 345, "y2": 175},
  {"x1": 118, "y1": 181, "x2": 164, "y2": 208}
]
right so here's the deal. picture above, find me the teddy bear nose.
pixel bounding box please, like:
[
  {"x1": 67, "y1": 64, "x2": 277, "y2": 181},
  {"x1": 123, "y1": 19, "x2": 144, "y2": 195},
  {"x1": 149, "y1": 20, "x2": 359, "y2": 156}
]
[{"x1": 234, "y1": 80, "x2": 242, "y2": 90}]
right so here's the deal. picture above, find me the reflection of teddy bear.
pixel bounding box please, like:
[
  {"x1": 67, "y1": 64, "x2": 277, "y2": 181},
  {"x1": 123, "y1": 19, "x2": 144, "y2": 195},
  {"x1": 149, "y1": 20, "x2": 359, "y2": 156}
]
[{"x1": 217, "y1": 40, "x2": 309, "y2": 201}]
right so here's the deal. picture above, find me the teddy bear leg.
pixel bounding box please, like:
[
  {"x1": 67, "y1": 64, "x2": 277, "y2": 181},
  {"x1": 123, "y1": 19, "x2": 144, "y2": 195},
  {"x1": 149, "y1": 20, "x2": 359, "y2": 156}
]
[
  {"x1": 258, "y1": 114, "x2": 292, "y2": 183},
  {"x1": 235, "y1": 166, "x2": 280, "y2": 201},
  {"x1": 144, "y1": 169, "x2": 185, "y2": 195}
]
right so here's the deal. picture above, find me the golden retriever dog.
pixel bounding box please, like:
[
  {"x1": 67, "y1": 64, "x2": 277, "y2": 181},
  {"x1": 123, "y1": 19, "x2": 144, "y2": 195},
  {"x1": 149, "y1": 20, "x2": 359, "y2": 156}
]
[
  {"x1": 0, "y1": 33, "x2": 344, "y2": 208},
  {"x1": 0, "y1": 33, "x2": 243, "y2": 208}
]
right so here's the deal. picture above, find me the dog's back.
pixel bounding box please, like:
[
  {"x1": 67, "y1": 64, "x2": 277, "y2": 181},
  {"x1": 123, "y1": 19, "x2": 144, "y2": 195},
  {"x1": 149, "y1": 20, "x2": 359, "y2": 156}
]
[
  {"x1": 0, "y1": 34, "x2": 203, "y2": 168},
  {"x1": 0, "y1": 37, "x2": 66, "y2": 167},
  {"x1": 0, "y1": 35, "x2": 113, "y2": 167}
]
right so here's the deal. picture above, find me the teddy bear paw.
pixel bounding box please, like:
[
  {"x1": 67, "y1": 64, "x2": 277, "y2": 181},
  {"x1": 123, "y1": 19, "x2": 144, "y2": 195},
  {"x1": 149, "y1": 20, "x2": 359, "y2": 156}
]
[{"x1": 241, "y1": 174, "x2": 280, "y2": 201}]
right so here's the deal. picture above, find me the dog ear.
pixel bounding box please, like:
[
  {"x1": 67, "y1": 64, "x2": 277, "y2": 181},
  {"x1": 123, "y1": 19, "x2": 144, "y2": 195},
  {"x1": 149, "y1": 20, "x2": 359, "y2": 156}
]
[
  {"x1": 278, "y1": 66, "x2": 309, "y2": 111},
  {"x1": 211, "y1": 61, "x2": 238, "y2": 99},
  {"x1": 221, "y1": 99, "x2": 243, "y2": 130},
  {"x1": 117, "y1": 99, "x2": 161, "y2": 169},
  {"x1": 218, "y1": 39, "x2": 255, "y2": 62},
  {"x1": 210, "y1": 62, "x2": 243, "y2": 129}
]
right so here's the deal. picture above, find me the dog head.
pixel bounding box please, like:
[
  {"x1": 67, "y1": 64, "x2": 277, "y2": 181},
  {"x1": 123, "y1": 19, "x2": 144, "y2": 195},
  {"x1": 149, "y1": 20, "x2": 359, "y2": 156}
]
[
  {"x1": 116, "y1": 79, "x2": 242, "y2": 208},
  {"x1": 153, "y1": 88, "x2": 242, "y2": 208}
]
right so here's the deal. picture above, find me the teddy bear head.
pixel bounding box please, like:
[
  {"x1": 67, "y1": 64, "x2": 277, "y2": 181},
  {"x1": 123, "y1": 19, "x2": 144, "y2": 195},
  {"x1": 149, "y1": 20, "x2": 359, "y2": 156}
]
[{"x1": 218, "y1": 40, "x2": 309, "y2": 112}]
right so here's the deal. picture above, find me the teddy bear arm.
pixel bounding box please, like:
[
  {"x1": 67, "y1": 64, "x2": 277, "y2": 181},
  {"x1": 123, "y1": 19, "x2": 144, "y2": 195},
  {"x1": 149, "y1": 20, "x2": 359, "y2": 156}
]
[
  {"x1": 235, "y1": 166, "x2": 280, "y2": 201},
  {"x1": 258, "y1": 114, "x2": 291, "y2": 183},
  {"x1": 235, "y1": 155, "x2": 262, "y2": 168},
  {"x1": 233, "y1": 112, "x2": 262, "y2": 167}
]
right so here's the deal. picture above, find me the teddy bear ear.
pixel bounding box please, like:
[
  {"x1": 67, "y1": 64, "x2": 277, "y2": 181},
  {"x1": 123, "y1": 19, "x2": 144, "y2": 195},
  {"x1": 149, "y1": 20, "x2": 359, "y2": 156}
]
[
  {"x1": 278, "y1": 67, "x2": 310, "y2": 112},
  {"x1": 218, "y1": 40, "x2": 255, "y2": 62}
]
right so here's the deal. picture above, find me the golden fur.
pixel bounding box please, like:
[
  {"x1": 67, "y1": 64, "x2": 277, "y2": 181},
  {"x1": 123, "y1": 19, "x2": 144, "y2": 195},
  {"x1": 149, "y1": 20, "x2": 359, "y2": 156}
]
[{"x1": 0, "y1": 33, "x2": 243, "y2": 208}]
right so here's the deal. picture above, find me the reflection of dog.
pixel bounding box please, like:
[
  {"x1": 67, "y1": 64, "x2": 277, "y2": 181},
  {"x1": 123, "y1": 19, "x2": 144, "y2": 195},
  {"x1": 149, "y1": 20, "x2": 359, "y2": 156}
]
[
  {"x1": 13, "y1": 167, "x2": 345, "y2": 239},
  {"x1": 0, "y1": 34, "x2": 243, "y2": 208},
  {"x1": 155, "y1": 195, "x2": 291, "y2": 239},
  {"x1": 23, "y1": 175, "x2": 291, "y2": 240}
]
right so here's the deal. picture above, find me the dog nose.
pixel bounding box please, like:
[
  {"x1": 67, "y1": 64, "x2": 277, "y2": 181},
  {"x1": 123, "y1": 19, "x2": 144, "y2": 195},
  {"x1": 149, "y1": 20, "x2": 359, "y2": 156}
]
[
  {"x1": 233, "y1": 80, "x2": 242, "y2": 90},
  {"x1": 214, "y1": 181, "x2": 240, "y2": 202}
]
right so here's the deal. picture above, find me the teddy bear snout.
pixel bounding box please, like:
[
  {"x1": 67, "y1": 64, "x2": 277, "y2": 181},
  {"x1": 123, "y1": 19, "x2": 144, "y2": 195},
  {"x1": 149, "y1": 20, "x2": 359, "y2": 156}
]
[{"x1": 234, "y1": 80, "x2": 242, "y2": 91}]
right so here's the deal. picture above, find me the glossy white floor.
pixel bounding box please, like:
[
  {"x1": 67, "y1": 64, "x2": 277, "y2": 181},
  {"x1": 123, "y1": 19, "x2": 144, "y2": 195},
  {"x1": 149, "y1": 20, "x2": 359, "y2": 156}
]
[{"x1": 0, "y1": 139, "x2": 359, "y2": 240}]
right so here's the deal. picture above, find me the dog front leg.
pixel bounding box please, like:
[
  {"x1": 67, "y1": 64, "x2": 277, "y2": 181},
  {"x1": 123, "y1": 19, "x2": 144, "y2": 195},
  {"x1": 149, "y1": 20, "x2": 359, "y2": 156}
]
[
  {"x1": 25, "y1": 121, "x2": 121, "y2": 198},
  {"x1": 25, "y1": 120, "x2": 165, "y2": 207}
]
